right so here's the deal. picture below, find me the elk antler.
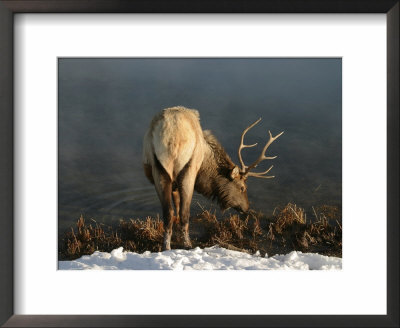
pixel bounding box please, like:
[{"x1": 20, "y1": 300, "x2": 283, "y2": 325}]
[
  {"x1": 237, "y1": 118, "x2": 284, "y2": 179},
  {"x1": 238, "y1": 118, "x2": 261, "y2": 172}
]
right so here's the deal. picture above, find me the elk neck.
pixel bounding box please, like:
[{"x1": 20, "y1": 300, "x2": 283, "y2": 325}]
[{"x1": 194, "y1": 130, "x2": 236, "y2": 203}]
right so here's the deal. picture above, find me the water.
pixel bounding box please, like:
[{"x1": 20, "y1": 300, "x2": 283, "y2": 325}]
[{"x1": 58, "y1": 58, "x2": 342, "y2": 232}]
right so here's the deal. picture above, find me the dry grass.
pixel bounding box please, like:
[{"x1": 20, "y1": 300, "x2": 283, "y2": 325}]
[
  {"x1": 266, "y1": 203, "x2": 342, "y2": 256},
  {"x1": 59, "y1": 203, "x2": 342, "y2": 261},
  {"x1": 61, "y1": 215, "x2": 123, "y2": 260},
  {"x1": 274, "y1": 203, "x2": 306, "y2": 233},
  {"x1": 119, "y1": 217, "x2": 164, "y2": 253}
]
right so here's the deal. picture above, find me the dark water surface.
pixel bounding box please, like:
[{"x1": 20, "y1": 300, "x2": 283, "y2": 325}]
[{"x1": 58, "y1": 58, "x2": 341, "y2": 233}]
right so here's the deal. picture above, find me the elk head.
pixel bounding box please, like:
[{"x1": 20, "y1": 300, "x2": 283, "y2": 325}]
[{"x1": 223, "y1": 118, "x2": 284, "y2": 214}]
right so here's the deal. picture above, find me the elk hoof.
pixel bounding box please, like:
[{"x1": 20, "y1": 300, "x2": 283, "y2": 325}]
[
  {"x1": 163, "y1": 242, "x2": 171, "y2": 251},
  {"x1": 183, "y1": 238, "x2": 192, "y2": 249},
  {"x1": 163, "y1": 232, "x2": 172, "y2": 251},
  {"x1": 183, "y1": 243, "x2": 192, "y2": 250}
]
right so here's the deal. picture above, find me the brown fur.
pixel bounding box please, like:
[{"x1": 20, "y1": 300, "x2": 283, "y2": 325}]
[{"x1": 195, "y1": 130, "x2": 249, "y2": 211}]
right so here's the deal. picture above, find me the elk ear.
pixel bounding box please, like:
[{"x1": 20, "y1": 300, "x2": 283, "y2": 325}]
[{"x1": 230, "y1": 166, "x2": 240, "y2": 180}]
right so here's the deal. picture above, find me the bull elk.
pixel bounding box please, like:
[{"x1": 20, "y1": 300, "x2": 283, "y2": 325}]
[{"x1": 143, "y1": 106, "x2": 283, "y2": 250}]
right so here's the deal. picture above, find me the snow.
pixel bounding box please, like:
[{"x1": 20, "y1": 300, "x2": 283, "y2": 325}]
[{"x1": 59, "y1": 246, "x2": 342, "y2": 270}]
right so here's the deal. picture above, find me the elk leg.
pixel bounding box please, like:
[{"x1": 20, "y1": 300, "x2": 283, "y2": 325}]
[
  {"x1": 172, "y1": 187, "x2": 180, "y2": 225},
  {"x1": 152, "y1": 165, "x2": 174, "y2": 251},
  {"x1": 178, "y1": 166, "x2": 197, "y2": 249},
  {"x1": 143, "y1": 163, "x2": 154, "y2": 184}
]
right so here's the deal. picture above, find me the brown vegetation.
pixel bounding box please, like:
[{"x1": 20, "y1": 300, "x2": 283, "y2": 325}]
[{"x1": 59, "y1": 203, "x2": 342, "y2": 261}]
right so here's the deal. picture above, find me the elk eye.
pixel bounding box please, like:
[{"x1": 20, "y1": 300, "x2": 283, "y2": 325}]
[{"x1": 240, "y1": 186, "x2": 245, "y2": 192}]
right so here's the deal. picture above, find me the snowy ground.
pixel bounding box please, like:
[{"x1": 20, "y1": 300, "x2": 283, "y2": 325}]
[{"x1": 59, "y1": 246, "x2": 341, "y2": 270}]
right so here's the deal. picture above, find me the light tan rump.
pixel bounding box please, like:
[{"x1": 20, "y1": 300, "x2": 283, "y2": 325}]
[{"x1": 143, "y1": 106, "x2": 205, "y2": 181}]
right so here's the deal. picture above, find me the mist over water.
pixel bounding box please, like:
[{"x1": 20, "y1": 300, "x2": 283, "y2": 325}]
[{"x1": 58, "y1": 58, "x2": 341, "y2": 232}]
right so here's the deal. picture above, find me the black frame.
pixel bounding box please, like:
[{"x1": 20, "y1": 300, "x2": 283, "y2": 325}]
[{"x1": 0, "y1": 1, "x2": 398, "y2": 327}]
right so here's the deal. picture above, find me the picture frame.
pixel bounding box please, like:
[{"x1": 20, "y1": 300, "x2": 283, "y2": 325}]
[{"x1": 0, "y1": 0, "x2": 398, "y2": 327}]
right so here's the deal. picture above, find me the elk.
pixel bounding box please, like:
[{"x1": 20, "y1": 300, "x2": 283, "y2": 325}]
[{"x1": 142, "y1": 106, "x2": 283, "y2": 250}]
